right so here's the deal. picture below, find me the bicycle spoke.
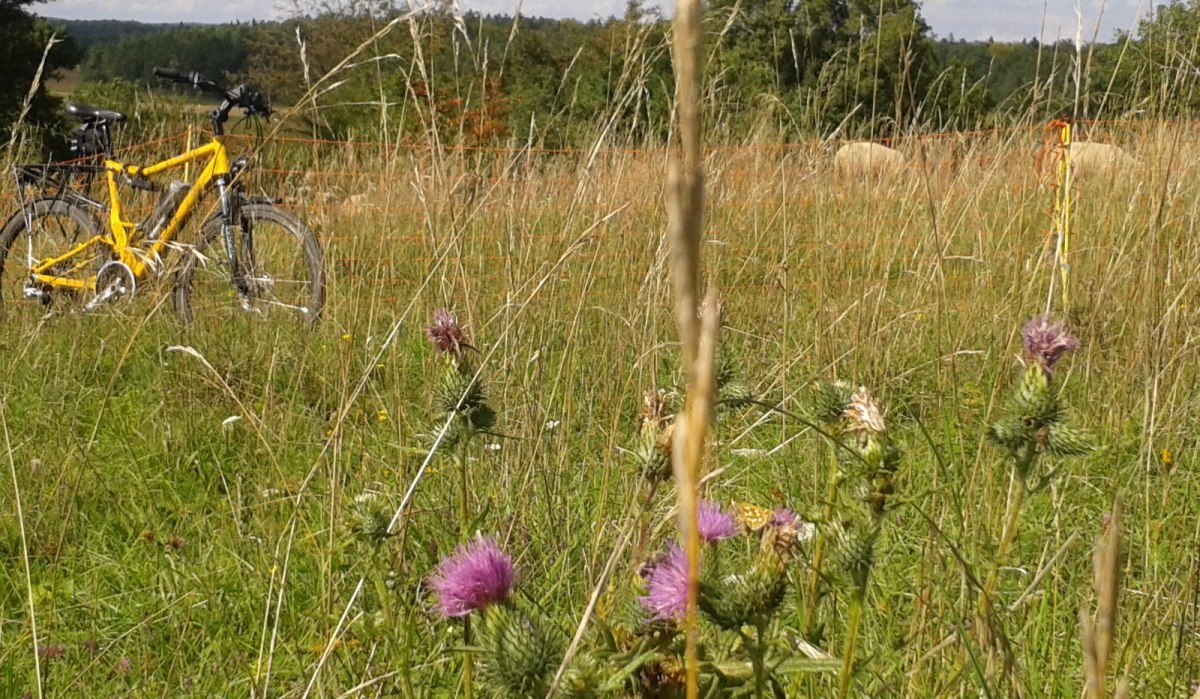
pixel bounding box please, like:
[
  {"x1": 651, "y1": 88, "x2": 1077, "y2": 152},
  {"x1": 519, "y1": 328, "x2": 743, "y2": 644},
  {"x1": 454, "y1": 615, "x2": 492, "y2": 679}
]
[{"x1": 173, "y1": 203, "x2": 323, "y2": 325}]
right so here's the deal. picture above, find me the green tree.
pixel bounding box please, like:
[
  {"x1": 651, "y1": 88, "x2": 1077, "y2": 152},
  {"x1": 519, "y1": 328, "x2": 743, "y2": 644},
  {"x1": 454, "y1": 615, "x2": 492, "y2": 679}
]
[
  {"x1": 1, "y1": 0, "x2": 81, "y2": 156},
  {"x1": 814, "y1": 0, "x2": 938, "y2": 135},
  {"x1": 704, "y1": 0, "x2": 848, "y2": 136},
  {"x1": 1109, "y1": 1, "x2": 1200, "y2": 115},
  {"x1": 702, "y1": 0, "x2": 940, "y2": 137}
]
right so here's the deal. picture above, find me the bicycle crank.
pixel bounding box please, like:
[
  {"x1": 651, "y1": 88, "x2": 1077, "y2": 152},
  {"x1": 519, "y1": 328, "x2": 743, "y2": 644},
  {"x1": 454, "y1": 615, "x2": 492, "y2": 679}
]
[
  {"x1": 85, "y1": 261, "x2": 137, "y2": 312},
  {"x1": 22, "y1": 280, "x2": 52, "y2": 305}
]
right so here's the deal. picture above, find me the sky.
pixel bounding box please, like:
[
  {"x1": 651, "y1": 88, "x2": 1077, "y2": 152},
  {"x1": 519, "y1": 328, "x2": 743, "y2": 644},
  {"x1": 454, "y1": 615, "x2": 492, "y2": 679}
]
[{"x1": 37, "y1": 0, "x2": 1150, "y2": 43}]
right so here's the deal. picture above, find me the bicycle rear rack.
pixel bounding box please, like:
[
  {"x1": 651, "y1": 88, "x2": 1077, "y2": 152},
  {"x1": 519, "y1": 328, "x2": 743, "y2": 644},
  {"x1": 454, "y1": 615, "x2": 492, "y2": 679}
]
[{"x1": 11, "y1": 163, "x2": 109, "y2": 223}]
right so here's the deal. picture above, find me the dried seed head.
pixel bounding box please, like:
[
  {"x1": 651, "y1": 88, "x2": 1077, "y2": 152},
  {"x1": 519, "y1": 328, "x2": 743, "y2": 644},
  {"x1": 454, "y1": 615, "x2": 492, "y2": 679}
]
[
  {"x1": 425, "y1": 308, "x2": 470, "y2": 358},
  {"x1": 638, "y1": 389, "x2": 668, "y2": 430},
  {"x1": 844, "y1": 386, "x2": 886, "y2": 436},
  {"x1": 1022, "y1": 314, "x2": 1078, "y2": 375},
  {"x1": 655, "y1": 421, "x2": 676, "y2": 464}
]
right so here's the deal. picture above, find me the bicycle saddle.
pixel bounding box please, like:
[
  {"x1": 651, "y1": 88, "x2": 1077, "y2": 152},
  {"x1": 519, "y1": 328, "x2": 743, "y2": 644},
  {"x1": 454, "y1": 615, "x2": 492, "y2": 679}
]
[{"x1": 65, "y1": 102, "x2": 127, "y2": 124}]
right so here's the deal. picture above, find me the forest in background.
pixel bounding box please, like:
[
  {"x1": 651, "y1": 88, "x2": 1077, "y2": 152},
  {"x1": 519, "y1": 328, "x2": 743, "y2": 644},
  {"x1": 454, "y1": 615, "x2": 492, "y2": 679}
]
[{"x1": 8, "y1": 0, "x2": 1200, "y2": 153}]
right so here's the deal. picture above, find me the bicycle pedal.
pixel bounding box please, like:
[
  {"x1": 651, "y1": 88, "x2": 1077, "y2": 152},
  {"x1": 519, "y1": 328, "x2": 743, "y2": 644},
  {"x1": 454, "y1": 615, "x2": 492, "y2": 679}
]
[
  {"x1": 22, "y1": 283, "x2": 51, "y2": 303},
  {"x1": 238, "y1": 296, "x2": 263, "y2": 315}
]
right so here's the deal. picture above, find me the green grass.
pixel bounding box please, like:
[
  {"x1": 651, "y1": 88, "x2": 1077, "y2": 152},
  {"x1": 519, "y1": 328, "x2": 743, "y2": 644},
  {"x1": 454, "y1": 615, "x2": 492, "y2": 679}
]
[{"x1": 1, "y1": 123, "x2": 1198, "y2": 697}]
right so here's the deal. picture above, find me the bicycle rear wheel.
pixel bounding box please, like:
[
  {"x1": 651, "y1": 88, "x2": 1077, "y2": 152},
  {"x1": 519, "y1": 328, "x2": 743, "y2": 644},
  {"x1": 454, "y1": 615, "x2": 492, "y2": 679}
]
[
  {"x1": 172, "y1": 202, "x2": 324, "y2": 325},
  {"x1": 0, "y1": 198, "x2": 103, "y2": 322}
]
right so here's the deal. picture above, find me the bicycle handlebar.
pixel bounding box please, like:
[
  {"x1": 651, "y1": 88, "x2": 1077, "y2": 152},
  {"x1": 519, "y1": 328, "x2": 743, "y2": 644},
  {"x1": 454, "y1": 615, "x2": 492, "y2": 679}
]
[
  {"x1": 152, "y1": 67, "x2": 190, "y2": 83},
  {"x1": 152, "y1": 67, "x2": 271, "y2": 120}
]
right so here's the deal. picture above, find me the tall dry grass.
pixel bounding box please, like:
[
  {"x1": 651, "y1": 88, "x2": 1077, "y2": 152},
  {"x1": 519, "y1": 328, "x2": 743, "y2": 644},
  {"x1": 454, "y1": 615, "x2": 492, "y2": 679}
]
[{"x1": 1, "y1": 6, "x2": 1199, "y2": 697}]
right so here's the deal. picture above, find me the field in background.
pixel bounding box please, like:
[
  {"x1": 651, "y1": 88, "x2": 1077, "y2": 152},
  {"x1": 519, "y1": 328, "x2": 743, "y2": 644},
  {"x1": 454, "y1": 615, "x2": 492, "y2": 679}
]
[
  {"x1": 43, "y1": 69, "x2": 82, "y2": 97},
  {"x1": 0, "y1": 120, "x2": 1198, "y2": 696}
]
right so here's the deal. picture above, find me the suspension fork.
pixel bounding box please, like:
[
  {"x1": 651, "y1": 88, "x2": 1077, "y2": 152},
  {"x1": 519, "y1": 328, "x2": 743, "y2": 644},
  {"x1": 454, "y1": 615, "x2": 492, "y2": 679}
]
[{"x1": 215, "y1": 174, "x2": 251, "y2": 297}]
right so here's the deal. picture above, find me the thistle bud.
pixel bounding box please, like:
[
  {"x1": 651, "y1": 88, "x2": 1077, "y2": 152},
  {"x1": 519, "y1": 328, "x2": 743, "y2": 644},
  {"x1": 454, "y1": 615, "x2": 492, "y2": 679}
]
[
  {"x1": 698, "y1": 543, "x2": 788, "y2": 630},
  {"x1": 478, "y1": 603, "x2": 560, "y2": 696},
  {"x1": 638, "y1": 419, "x2": 674, "y2": 484},
  {"x1": 833, "y1": 523, "x2": 878, "y2": 593},
  {"x1": 809, "y1": 380, "x2": 855, "y2": 425},
  {"x1": 556, "y1": 654, "x2": 605, "y2": 699},
  {"x1": 718, "y1": 380, "x2": 754, "y2": 408},
  {"x1": 860, "y1": 435, "x2": 887, "y2": 468},
  {"x1": 638, "y1": 389, "x2": 668, "y2": 430},
  {"x1": 352, "y1": 492, "x2": 391, "y2": 544},
  {"x1": 987, "y1": 416, "x2": 1032, "y2": 454},
  {"x1": 1046, "y1": 424, "x2": 1095, "y2": 457},
  {"x1": 1014, "y1": 364, "x2": 1059, "y2": 426},
  {"x1": 434, "y1": 356, "x2": 487, "y2": 416}
]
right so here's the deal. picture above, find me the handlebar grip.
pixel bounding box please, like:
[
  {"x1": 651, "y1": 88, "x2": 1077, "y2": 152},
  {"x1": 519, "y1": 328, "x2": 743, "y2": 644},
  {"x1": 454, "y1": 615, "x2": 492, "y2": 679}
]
[{"x1": 154, "y1": 67, "x2": 208, "y2": 87}]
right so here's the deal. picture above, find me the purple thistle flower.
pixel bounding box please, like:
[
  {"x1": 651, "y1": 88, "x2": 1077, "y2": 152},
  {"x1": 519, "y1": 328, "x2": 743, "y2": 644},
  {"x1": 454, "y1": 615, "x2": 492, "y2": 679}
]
[
  {"x1": 771, "y1": 508, "x2": 797, "y2": 527},
  {"x1": 428, "y1": 537, "x2": 515, "y2": 617},
  {"x1": 697, "y1": 501, "x2": 738, "y2": 543},
  {"x1": 425, "y1": 308, "x2": 469, "y2": 357},
  {"x1": 1021, "y1": 315, "x2": 1078, "y2": 374},
  {"x1": 639, "y1": 543, "x2": 690, "y2": 622}
]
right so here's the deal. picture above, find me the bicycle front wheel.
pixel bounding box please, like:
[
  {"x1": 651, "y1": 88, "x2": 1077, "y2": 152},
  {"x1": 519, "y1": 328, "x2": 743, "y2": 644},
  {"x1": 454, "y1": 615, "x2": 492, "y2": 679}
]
[
  {"x1": 0, "y1": 198, "x2": 103, "y2": 322},
  {"x1": 173, "y1": 202, "x2": 325, "y2": 325}
]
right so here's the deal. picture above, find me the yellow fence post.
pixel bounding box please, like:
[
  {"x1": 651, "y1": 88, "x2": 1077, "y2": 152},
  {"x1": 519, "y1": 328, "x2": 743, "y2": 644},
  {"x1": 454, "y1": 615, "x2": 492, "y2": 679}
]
[{"x1": 1051, "y1": 118, "x2": 1073, "y2": 310}]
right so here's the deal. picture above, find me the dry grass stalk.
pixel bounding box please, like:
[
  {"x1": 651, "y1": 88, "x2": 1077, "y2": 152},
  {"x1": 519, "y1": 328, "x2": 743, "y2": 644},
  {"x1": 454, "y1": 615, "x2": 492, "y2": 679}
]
[
  {"x1": 667, "y1": 0, "x2": 709, "y2": 697},
  {"x1": 1082, "y1": 501, "x2": 1124, "y2": 699},
  {"x1": 4, "y1": 32, "x2": 60, "y2": 155}
]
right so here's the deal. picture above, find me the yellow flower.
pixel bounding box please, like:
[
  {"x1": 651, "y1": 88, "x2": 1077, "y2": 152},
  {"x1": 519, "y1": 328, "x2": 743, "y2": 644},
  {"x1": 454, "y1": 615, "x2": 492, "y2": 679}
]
[
  {"x1": 1162, "y1": 448, "x2": 1174, "y2": 466},
  {"x1": 377, "y1": 409, "x2": 389, "y2": 422},
  {"x1": 341, "y1": 333, "x2": 352, "y2": 342}
]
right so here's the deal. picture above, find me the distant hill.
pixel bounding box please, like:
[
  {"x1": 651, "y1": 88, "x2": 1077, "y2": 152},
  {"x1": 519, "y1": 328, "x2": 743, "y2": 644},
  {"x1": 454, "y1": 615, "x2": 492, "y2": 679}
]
[
  {"x1": 37, "y1": 18, "x2": 262, "y2": 85},
  {"x1": 40, "y1": 18, "x2": 205, "y2": 53}
]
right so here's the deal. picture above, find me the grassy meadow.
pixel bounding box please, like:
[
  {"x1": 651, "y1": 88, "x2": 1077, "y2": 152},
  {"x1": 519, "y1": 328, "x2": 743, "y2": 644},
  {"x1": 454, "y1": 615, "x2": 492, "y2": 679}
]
[{"x1": 1, "y1": 112, "x2": 1199, "y2": 698}]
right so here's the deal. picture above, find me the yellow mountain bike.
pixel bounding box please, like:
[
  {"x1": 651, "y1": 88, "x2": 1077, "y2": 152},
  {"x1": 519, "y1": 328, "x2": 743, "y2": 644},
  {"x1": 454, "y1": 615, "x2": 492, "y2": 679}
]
[{"x1": 1, "y1": 67, "x2": 324, "y2": 323}]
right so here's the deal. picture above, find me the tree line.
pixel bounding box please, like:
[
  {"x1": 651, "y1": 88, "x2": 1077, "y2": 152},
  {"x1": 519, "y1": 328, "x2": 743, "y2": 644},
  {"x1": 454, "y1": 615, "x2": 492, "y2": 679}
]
[{"x1": 7, "y1": 0, "x2": 1200, "y2": 156}]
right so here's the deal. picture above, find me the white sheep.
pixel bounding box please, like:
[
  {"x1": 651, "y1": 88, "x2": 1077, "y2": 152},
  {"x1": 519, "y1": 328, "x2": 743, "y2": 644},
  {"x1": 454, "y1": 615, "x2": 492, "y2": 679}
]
[
  {"x1": 834, "y1": 141, "x2": 906, "y2": 180},
  {"x1": 1058, "y1": 141, "x2": 1136, "y2": 181}
]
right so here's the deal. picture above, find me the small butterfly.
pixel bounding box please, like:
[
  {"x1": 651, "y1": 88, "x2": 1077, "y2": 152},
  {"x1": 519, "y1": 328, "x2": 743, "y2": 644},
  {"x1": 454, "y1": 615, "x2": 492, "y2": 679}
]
[{"x1": 734, "y1": 502, "x2": 773, "y2": 531}]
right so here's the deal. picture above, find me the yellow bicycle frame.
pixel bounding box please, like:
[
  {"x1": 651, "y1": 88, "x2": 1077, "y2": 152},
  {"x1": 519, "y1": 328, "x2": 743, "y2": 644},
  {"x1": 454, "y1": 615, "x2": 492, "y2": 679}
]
[{"x1": 30, "y1": 136, "x2": 231, "y2": 291}]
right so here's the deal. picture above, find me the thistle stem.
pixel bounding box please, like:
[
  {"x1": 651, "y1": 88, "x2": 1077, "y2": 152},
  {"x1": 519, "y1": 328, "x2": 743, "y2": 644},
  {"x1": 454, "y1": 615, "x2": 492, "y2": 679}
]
[
  {"x1": 753, "y1": 621, "x2": 767, "y2": 699},
  {"x1": 457, "y1": 413, "x2": 474, "y2": 699},
  {"x1": 981, "y1": 471, "x2": 1027, "y2": 607},
  {"x1": 462, "y1": 619, "x2": 473, "y2": 699},
  {"x1": 838, "y1": 589, "x2": 865, "y2": 699},
  {"x1": 975, "y1": 467, "x2": 1027, "y2": 686},
  {"x1": 803, "y1": 452, "x2": 840, "y2": 637},
  {"x1": 458, "y1": 423, "x2": 471, "y2": 538},
  {"x1": 399, "y1": 607, "x2": 415, "y2": 699}
]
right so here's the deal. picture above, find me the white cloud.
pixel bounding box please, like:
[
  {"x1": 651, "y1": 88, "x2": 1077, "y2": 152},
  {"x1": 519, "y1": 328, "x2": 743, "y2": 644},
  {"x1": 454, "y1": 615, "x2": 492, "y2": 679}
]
[
  {"x1": 37, "y1": 0, "x2": 662, "y2": 23},
  {"x1": 39, "y1": 0, "x2": 279, "y2": 23},
  {"x1": 924, "y1": 0, "x2": 1147, "y2": 42}
]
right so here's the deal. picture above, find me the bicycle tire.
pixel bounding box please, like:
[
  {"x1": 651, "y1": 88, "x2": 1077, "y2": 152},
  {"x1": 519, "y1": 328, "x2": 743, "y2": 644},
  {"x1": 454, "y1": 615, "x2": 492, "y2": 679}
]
[
  {"x1": 0, "y1": 198, "x2": 102, "y2": 320},
  {"x1": 172, "y1": 202, "x2": 325, "y2": 325}
]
